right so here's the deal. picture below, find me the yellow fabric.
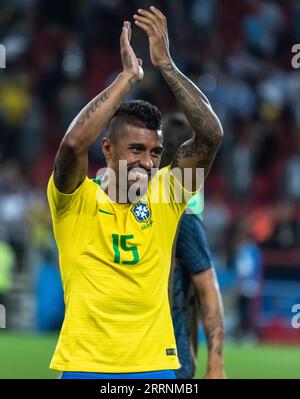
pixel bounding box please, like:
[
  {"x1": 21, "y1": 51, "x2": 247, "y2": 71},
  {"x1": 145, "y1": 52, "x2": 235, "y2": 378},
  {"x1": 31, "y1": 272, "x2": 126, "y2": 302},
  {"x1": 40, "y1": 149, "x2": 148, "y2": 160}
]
[{"x1": 47, "y1": 165, "x2": 194, "y2": 373}]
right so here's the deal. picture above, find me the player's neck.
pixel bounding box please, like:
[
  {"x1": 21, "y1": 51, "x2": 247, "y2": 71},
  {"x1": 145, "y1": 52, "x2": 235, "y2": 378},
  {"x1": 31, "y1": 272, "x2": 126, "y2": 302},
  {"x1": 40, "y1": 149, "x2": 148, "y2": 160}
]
[{"x1": 102, "y1": 181, "x2": 144, "y2": 204}]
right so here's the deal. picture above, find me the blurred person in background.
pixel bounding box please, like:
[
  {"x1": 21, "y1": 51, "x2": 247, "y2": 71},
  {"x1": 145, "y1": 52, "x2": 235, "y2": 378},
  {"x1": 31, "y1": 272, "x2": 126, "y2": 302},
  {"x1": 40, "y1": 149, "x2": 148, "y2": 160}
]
[
  {"x1": 36, "y1": 247, "x2": 64, "y2": 332},
  {"x1": 203, "y1": 193, "x2": 232, "y2": 261},
  {"x1": 242, "y1": 0, "x2": 285, "y2": 56},
  {"x1": 263, "y1": 202, "x2": 299, "y2": 251},
  {"x1": 162, "y1": 114, "x2": 226, "y2": 379},
  {"x1": 282, "y1": 136, "x2": 300, "y2": 203},
  {"x1": 0, "y1": 161, "x2": 28, "y2": 273},
  {"x1": 231, "y1": 220, "x2": 262, "y2": 341}
]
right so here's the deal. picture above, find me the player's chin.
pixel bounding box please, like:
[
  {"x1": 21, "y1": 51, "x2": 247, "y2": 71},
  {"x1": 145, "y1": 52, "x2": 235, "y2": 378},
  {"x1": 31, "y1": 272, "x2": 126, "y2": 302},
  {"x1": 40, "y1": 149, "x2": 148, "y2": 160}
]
[
  {"x1": 127, "y1": 173, "x2": 151, "y2": 186},
  {"x1": 127, "y1": 179, "x2": 149, "y2": 198}
]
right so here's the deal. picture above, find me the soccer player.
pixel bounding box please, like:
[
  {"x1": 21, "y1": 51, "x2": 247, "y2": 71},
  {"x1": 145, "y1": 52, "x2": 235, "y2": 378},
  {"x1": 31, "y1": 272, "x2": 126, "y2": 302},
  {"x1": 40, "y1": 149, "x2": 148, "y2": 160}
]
[
  {"x1": 162, "y1": 114, "x2": 226, "y2": 379},
  {"x1": 47, "y1": 6, "x2": 223, "y2": 379}
]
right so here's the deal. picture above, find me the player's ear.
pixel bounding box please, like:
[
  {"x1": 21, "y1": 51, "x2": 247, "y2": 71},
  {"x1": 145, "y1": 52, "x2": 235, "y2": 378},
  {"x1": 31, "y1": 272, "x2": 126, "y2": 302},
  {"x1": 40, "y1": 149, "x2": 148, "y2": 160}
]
[{"x1": 102, "y1": 137, "x2": 113, "y2": 159}]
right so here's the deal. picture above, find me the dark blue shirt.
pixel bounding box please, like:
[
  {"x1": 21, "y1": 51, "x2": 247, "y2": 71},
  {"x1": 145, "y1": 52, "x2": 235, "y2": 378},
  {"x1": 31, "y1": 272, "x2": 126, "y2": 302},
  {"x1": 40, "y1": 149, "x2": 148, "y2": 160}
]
[{"x1": 172, "y1": 213, "x2": 213, "y2": 379}]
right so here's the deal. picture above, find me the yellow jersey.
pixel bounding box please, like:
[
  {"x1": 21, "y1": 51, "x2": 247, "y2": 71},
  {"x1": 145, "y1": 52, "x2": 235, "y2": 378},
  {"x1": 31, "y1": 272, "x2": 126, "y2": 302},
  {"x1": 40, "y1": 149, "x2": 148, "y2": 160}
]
[{"x1": 47, "y1": 165, "x2": 193, "y2": 373}]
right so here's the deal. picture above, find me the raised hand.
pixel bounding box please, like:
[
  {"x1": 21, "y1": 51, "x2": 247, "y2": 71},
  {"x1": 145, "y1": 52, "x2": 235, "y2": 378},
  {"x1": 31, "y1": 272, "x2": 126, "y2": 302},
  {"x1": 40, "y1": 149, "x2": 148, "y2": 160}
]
[
  {"x1": 120, "y1": 21, "x2": 144, "y2": 82},
  {"x1": 133, "y1": 7, "x2": 171, "y2": 69},
  {"x1": 134, "y1": 7, "x2": 223, "y2": 189}
]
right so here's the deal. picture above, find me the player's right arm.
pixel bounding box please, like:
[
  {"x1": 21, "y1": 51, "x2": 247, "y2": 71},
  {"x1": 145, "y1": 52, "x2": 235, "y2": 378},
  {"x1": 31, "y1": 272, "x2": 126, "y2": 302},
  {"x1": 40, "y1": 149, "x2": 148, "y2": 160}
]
[{"x1": 53, "y1": 21, "x2": 143, "y2": 194}]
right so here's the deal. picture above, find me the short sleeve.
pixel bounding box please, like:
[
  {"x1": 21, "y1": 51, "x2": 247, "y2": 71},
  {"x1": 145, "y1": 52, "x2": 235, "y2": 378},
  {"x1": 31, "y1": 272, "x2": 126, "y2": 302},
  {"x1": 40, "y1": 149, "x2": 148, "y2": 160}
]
[
  {"x1": 176, "y1": 213, "x2": 214, "y2": 274},
  {"x1": 149, "y1": 165, "x2": 200, "y2": 219},
  {"x1": 47, "y1": 173, "x2": 90, "y2": 220}
]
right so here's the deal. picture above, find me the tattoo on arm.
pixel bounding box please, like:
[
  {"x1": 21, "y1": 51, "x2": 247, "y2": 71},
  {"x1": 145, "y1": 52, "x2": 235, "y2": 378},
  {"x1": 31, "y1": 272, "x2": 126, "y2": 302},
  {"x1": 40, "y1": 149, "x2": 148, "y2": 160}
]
[
  {"x1": 75, "y1": 92, "x2": 110, "y2": 128},
  {"x1": 55, "y1": 72, "x2": 136, "y2": 194},
  {"x1": 54, "y1": 155, "x2": 87, "y2": 192},
  {"x1": 200, "y1": 302, "x2": 224, "y2": 357},
  {"x1": 74, "y1": 75, "x2": 135, "y2": 129},
  {"x1": 161, "y1": 63, "x2": 223, "y2": 174},
  {"x1": 174, "y1": 139, "x2": 213, "y2": 170}
]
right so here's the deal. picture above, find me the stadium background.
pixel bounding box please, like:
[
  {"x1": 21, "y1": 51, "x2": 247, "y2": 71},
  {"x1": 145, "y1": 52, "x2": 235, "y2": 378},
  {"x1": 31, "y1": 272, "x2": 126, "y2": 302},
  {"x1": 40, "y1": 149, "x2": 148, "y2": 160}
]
[{"x1": 0, "y1": 0, "x2": 300, "y2": 378}]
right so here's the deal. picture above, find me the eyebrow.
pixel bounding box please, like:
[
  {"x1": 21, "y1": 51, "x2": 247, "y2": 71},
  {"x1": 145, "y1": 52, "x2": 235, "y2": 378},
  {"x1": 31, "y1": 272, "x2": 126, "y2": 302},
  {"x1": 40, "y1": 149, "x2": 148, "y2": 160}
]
[
  {"x1": 128, "y1": 143, "x2": 146, "y2": 150},
  {"x1": 128, "y1": 143, "x2": 163, "y2": 153}
]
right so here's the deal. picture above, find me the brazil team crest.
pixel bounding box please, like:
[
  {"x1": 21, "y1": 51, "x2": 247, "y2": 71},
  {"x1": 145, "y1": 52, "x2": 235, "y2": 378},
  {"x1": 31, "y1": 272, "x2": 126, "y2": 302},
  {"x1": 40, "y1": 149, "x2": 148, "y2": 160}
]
[{"x1": 131, "y1": 201, "x2": 151, "y2": 223}]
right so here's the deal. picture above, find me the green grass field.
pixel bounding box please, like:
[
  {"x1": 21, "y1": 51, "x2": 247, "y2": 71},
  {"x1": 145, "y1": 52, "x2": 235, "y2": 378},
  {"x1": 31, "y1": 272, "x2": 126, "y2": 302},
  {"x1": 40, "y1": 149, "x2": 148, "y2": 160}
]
[{"x1": 0, "y1": 332, "x2": 299, "y2": 379}]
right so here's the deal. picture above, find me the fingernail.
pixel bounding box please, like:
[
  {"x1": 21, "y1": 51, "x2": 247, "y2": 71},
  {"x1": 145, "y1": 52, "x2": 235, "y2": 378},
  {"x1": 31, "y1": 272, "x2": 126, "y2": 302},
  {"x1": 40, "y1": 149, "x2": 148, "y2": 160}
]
[{"x1": 150, "y1": 6, "x2": 155, "y2": 10}]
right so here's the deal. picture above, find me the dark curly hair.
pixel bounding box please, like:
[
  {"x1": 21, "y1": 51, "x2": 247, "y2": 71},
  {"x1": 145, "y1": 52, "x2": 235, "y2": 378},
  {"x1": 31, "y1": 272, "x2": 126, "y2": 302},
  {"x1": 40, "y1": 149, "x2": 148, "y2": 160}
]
[{"x1": 107, "y1": 100, "x2": 162, "y2": 143}]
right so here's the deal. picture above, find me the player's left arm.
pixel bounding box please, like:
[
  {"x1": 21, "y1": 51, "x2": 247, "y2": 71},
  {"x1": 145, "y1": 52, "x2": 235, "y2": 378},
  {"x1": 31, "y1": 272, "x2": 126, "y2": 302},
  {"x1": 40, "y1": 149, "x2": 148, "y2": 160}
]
[
  {"x1": 192, "y1": 269, "x2": 226, "y2": 379},
  {"x1": 134, "y1": 7, "x2": 223, "y2": 190}
]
